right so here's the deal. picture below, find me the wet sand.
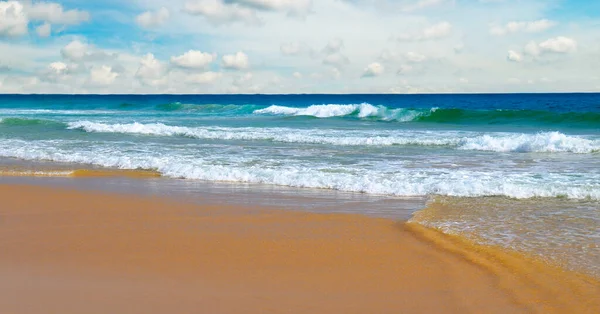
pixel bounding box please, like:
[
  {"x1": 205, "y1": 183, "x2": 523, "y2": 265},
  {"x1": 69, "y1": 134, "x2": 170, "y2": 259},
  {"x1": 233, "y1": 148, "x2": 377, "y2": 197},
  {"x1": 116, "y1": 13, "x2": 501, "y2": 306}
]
[{"x1": 1, "y1": 184, "x2": 599, "y2": 313}]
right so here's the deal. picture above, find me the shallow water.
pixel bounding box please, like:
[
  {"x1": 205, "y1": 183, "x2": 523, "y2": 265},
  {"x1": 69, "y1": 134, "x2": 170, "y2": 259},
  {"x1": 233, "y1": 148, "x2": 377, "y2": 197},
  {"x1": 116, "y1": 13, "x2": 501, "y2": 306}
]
[{"x1": 1, "y1": 93, "x2": 599, "y2": 277}]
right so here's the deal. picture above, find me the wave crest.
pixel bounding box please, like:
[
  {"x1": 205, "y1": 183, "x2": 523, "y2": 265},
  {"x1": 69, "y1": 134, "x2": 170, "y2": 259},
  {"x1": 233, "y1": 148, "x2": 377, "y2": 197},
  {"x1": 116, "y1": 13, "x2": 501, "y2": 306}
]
[
  {"x1": 67, "y1": 121, "x2": 600, "y2": 153},
  {"x1": 254, "y1": 103, "x2": 431, "y2": 121},
  {"x1": 253, "y1": 103, "x2": 600, "y2": 127}
]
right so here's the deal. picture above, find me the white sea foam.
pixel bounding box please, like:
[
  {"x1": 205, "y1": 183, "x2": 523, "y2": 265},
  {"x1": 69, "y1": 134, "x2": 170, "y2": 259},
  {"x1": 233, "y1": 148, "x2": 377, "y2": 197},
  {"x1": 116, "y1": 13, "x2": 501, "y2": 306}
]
[
  {"x1": 253, "y1": 103, "x2": 431, "y2": 121},
  {"x1": 457, "y1": 132, "x2": 600, "y2": 154},
  {"x1": 0, "y1": 139, "x2": 599, "y2": 200},
  {"x1": 67, "y1": 121, "x2": 460, "y2": 146},
  {"x1": 67, "y1": 121, "x2": 600, "y2": 153}
]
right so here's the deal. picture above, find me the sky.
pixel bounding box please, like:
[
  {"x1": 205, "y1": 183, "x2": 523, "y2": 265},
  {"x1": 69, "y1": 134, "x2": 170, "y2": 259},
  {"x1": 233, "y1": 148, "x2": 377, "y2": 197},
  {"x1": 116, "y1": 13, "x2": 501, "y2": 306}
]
[{"x1": 0, "y1": 0, "x2": 599, "y2": 94}]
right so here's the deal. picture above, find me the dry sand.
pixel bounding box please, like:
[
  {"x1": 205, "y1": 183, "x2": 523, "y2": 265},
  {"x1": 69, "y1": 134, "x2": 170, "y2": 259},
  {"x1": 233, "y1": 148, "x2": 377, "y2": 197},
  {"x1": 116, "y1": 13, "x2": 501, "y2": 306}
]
[{"x1": 0, "y1": 184, "x2": 598, "y2": 314}]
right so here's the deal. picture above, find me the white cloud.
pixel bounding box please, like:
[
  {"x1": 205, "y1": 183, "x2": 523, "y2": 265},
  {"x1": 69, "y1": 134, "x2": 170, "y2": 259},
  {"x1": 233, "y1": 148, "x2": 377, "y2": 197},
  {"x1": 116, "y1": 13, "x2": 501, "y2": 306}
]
[
  {"x1": 280, "y1": 42, "x2": 313, "y2": 56},
  {"x1": 89, "y1": 65, "x2": 118, "y2": 86},
  {"x1": 0, "y1": 1, "x2": 28, "y2": 37},
  {"x1": 184, "y1": 0, "x2": 261, "y2": 25},
  {"x1": 507, "y1": 50, "x2": 522, "y2": 62},
  {"x1": 136, "y1": 7, "x2": 170, "y2": 29},
  {"x1": 490, "y1": 19, "x2": 556, "y2": 36},
  {"x1": 362, "y1": 62, "x2": 384, "y2": 77},
  {"x1": 222, "y1": 52, "x2": 249, "y2": 70},
  {"x1": 293, "y1": 71, "x2": 302, "y2": 78},
  {"x1": 40, "y1": 61, "x2": 73, "y2": 82},
  {"x1": 60, "y1": 40, "x2": 115, "y2": 62},
  {"x1": 280, "y1": 42, "x2": 301, "y2": 55},
  {"x1": 322, "y1": 52, "x2": 349, "y2": 68},
  {"x1": 402, "y1": 0, "x2": 449, "y2": 12},
  {"x1": 524, "y1": 36, "x2": 578, "y2": 56},
  {"x1": 398, "y1": 21, "x2": 452, "y2": 41},
  {"x1": 405, "y1": 51, "x2": 426, "y2": 63},
  {"x1": 320, "y1": 38, "x2": 349, "y2": 69},
  {"x1": 26, "y1": 2, "x2": 90, "y2": 25},
  {"x1": 187, "y1": 71, "x2": 222, "y2": 83},
  {"x1": 232, "y1": 72, "x2": 253, "y2": 86},
  {"x1": 397, "y1": 64, "x2": 414, "y2": 74},
  {"x1": 49, "y1": 61, "x2": 67, "y2": 73},
  {"x1": 36, "y1": 23, "x2": 51, "y2": 37},
  {"x1": 136, "y1": 53, "x2": 168, "y2": 86},
  {"x1": 524, "y1": 41, "x2": 541, "y2": 56},
  {"x1": 61, "y1": 40, "x2": 88, "y2": 61},
  {"x1": 539, "y1": 36, "x2": 577, "y2": 53},
  {"x1": 227, "y1": 0, "x2": 312, "y2": 16},
  {"x1": 323, "y1": 38, "x2": 344, "y2": 54},
  {"x1": 171, "y1": 50, "x2": 216, "y2": 69}
]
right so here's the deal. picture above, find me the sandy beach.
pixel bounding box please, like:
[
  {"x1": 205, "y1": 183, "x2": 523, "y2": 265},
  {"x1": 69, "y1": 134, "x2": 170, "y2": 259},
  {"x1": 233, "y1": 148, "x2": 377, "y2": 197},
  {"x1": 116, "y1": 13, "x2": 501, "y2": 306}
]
[{"x1": 1, "y1": 184, "x2": 599, "y2": 314}]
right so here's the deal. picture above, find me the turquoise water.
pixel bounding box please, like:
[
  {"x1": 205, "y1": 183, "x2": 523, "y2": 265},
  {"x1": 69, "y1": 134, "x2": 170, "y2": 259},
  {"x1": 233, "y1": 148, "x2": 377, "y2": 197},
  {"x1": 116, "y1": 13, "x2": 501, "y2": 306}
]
[
  {"x1": 0, "y1": 93, "x2": 599, "y2": 276},
  {"x1": 1, "y1": 94, "x2": 599, "y2": 199}
]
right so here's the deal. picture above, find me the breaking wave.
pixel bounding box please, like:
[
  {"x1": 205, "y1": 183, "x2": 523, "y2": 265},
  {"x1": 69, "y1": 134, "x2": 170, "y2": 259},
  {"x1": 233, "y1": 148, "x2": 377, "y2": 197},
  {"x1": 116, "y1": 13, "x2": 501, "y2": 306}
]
[
  {"x1": 0, "y1": 138, "x2": 598, "y2": 200},
  {"x1": 67, "y1": 121, "x2": 600, "y2": 154},
  {"x1": 254, "y1": 103, "x2": 600, "y2": 126}
]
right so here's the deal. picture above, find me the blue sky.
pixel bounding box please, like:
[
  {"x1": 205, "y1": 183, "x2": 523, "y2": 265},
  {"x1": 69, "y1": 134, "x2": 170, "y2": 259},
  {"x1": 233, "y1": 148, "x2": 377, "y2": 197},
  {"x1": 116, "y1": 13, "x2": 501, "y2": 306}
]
[{"x1": 1, "y1": 0, "x2": 599, "y2": 94}]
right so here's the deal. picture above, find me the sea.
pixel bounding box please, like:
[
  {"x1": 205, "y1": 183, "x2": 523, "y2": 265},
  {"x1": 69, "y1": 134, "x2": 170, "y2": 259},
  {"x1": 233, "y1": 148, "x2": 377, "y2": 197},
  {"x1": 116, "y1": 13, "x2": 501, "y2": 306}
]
[{"x1": 0, "y1": 93, "x2": 599, "y2": 278}]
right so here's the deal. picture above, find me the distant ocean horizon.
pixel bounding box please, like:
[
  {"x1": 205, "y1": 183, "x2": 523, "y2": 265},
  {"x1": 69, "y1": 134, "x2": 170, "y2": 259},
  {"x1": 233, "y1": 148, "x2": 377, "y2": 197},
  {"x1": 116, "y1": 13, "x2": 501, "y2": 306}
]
[{"x1": 1, "y1": 93, "x2": 599, "y2": 278}]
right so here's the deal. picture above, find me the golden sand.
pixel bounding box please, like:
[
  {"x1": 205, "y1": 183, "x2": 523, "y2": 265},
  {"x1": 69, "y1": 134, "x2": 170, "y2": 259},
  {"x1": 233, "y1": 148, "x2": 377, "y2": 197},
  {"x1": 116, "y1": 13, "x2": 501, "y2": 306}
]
[
  {"x1": 0, "y1": 167, "x2": 161, "y2": 178},
  {"x1": 0, "y1": 184, "x2": 598, "y2": 314}
]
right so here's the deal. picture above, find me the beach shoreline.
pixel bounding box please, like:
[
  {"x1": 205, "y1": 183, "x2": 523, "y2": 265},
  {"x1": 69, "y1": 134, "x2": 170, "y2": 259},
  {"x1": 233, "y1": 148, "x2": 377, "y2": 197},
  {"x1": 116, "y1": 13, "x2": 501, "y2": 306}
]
[{"x1": 1, "y1": 184, "x2": 598, "y2": 313}]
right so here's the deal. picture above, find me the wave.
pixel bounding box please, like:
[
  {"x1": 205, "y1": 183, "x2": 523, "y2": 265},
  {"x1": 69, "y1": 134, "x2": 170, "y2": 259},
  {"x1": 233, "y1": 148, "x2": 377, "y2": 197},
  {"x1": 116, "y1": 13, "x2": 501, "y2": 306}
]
[
  {"x1": 68, "y1": 121, "x2": 600, "y2": 153},
  {"x1": 253, "y1": 104, "x2": 600, "y2": 126},
  {"x1": 0, "y1": 117, "x2": 66, "y2": 127},
  {"x1": 254, "y1": 103, "x2": 430, "y2": 121},
  {"x1": 155, "y1": 102, "x2": 261, "y2": 114},
  {"x1": 0, "y1": 109, "x2": 117, "y2": 115},
  {"x1": 0, "y1": 139, "x2": 598, "y2": 200}
]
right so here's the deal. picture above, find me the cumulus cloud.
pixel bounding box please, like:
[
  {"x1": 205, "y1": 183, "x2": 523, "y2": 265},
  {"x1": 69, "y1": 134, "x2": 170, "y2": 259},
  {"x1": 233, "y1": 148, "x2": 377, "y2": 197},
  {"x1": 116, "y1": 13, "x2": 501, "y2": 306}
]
[
  {"x1": 26, "y1": 2, "x2": 90, "y2": 25},
  {"x1": 321, "y1": 39, "x2": 349, "y2": 69},
  {"x1": 184, "y1": 0, "x2": 261, "y2": 25},
  {"x1": 396, "y1": 64, "x2": 414, "y2": 75},
  {"x1": 89, "y1": 65, "x2": 118, "y2": 86},
  {"x1": 225, "y1": 0, "x2": 312, "y2": 16},
  {"x1": 362, "y1": 62, "x2": 384, "y2": 77},
  {"x1": 405, "y1": 51, "x2": 426, "y2": 63},
  {"x1": 539, "y1": 37, "x2": 577, "y2": 53},
  {"x1": 35, "y1": 22, "x2": 51, "y2": 37},
  {"x1": 322, "y1": 53, "x2": 349, "y2": 68},
  {"x1": 490, "y1": 19, "x2": 556, "y2": 36},
  {"x1": 507, "y1": 50, "x2": 522, "y2": 62},
  {"x1": 61, "y1": 40, "x2": 88, "y2": 60},
  {"x1": 222, "y1": 52, "x2": 249, "y2": 70},
  {"x1": 524, "y1": 36, "x2": 577, "y2": 56},
  {"x1": 136, "y1": 53, "x2": 168, "y2": 86},
  {"x1": 0, "y1": 1, "x2": 28, "y2": 37},
  {"x1": 323, "y1": 38, "x2": 344, "y2": 54},
  {"x1": 61, "y1": 40, "x2": 116, "y2": 62},
  {"x1": 40, "y1": 61, "x2": 76, "y2": 82},
  {"x1": 398, "y1": 21, "x2": 452, "y2": 41},
  {"x1": 136, "y1": 7, "x2": 170, "y2": 29},
  {"x1": 171, "y1": 50, "x2": 216, "y2": 69}
]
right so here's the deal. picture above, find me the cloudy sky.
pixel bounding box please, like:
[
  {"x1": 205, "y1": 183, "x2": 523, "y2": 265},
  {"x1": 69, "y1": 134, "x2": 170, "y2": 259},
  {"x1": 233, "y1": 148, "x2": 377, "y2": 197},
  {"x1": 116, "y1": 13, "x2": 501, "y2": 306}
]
[{"x1": 1, "y1": 0, "x2": 599, "y2": 94}]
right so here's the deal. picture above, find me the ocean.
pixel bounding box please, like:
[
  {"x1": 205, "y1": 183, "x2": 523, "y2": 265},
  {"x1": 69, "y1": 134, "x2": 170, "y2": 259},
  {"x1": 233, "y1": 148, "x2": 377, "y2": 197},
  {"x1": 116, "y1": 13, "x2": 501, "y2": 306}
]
[{"x1": 0, "y1": 93, "x2": 599, "y2": 277}]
